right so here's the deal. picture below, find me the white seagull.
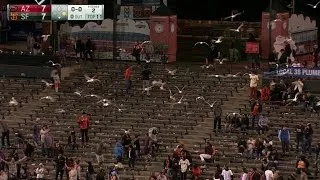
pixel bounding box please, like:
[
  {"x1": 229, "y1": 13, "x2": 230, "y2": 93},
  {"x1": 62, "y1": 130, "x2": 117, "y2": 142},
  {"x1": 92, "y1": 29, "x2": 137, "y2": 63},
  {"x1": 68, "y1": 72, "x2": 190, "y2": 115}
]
[
  {"x1": 41, "y1": 80, "x2": 53, "y2": 87},
  {"x1": 121, "y1": 129, "x2": 130, "y2": 134},
  {"x1": 174, "y1": 85, "x2": 186, "y2": 94},
  {"x1": 112, "y1": 104, "x2": 126, "y2": 112},
  {"x1": 97, "y1": 99, "x2": 112, "y2": 107},
  {"x1": 40, "y1": 96, "x2": 55, "y2": 102},
  {"x1": 200, "y1": 64, "x2": 215, "y2": 69},
  {"x1": 215, "y1": 58, "x2": 228, "y2": 64},
  {"x1": 196, "y1": 96, "x2": 205, "y2": 102},
  {"x1": 141, "y1": 41, "x2": 152, "y2": 45},
  {"x1": 55, "y1": 108, "x2": 66, "y2": 113},
  {"x1": 74, "y1": 90, "x2": 83, "y2": 96},
  {"x1": 152, "y1": 80, "x2": 166, "y2": 90},
  {"x1": 211, "y1": 36, "x2": 223, "y2": 44},
  {"x1": 9, "y1": 97, "x2": 18, "y2": 106},
  {"x1": 41, "y1": 34, "x2": 50, "y2": 42},
  {"x1": 208, "y1": 74, "x2": 222, "y2": 78},
  {"x1": 307, "y1": 1, "x2": 320, "y2": 8},
  {"x1": 169, "y1": 89, "x2": 177, "y2": 101},
  {"x1": 230, "y1": 23, "x2": 244, "y2": 32},
  {"x1": 165, "y1": 68, "x2": 177, "y2": 75},
  {"x1": 227, "y1": 112, "x2": 241, "y2": 117},
  {"x1": 143, "y1": 85, "x2": 154, "y2": 92},
  {"x1": 84, "y1": 74, "x2": 100, "y2": 83},
  {"x1": 226, "y1": 72, "x2": 242, "y2": 77},
  {"x1": 85, "y1": 94, "x2": 101, "y2": 99},
  {"x1": 48, "y1": 60, "x2": 61, "y2": 67},
  {"x1": 170, "y1": 96, "x2": 185, "y2": 108},
  {"x1": 194, "y1": 42, "x2": 210, "y2": 47},
  {"x1": 224, "y1": 11, "x2": 244, "y2": 20},
  {"x1": 286, "y1": 92, "x2": 301, "y2": 105}
]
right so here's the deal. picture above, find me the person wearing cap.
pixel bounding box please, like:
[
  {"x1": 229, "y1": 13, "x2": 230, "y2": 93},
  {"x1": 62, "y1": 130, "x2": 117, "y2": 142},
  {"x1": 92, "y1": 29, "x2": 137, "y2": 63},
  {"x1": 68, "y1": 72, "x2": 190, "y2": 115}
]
[{"x1": 35, "y1": 163, "x2": 45, "y2": 179}]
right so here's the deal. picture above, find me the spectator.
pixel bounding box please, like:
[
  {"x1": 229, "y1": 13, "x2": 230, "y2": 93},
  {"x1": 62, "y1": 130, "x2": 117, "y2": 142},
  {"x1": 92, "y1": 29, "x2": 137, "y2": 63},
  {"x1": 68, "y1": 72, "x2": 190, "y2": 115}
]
[
  {"x1": 179, "y1": 156, "x2": 190, "y2": 180},
  {"x1": 77, "y1": 112, "x2": 90, "y2": 145},
  {"x1": 199, "y1": 142, "x2": 215, "y2": 166},
  {"x1": 249, "y1": 71, "x2": 259, "y2": 99},
  {"x1": 213, "y1": 164, "x2": 222, "y2": 180},
  {"x1": 27, "y1": 33, "x2": 35, "y2": 52},
  {"x1": 75, "y1": 160, "x2": 81, "y2": 180},
  {"x1": 55, "y1": 153, "x2": 65, "y2": 180},
  {"x1": 213, "y1": 103, "x2": 222, "y2": 133},
  {"x1": 53, "y1": 71, "x2": 60, "y2": 93},
  {"x1": 240, "y1": 167, "x2": 249, "y2": 180},
  {"x1": 86, "y1": 161, "x2": 94, "y2": 180},
  {"x1": 68, "y1": 130, "x2": 77, "y2": 150},
  {"x1": 251, "y1": 100, "x2": 262, "y2": 128},
  {"x1": 35, "y1": 163, "x2": 45, "y2": 180},
  {"x1": 132, "y1": 42, "x2": 142, "y2": 65},
  {"x1": 278, "y1": 126, "x2": 290, "y2": 154},
  {"x1": 95, "y1": 142, "x2": 106, "y2": 165},
  {"x1": 221, "y1": 165, "x2": 233, "y2": 180},
  {"x1": 157, "y1": 170, "x2": 167, "y2": 180},
  {"x1": 257, "y1": 115, "x2": 268, "y2": 134},
  {"x1": 95, "y1": 169, "x2": 105, "y2": 180},
  {"x1": 74, "y1": 38, "x2": 84, "y2": 62},
  {"x1": 249, "y1": 167, "x2": 261, "y2": 180},
  {"x1": 295, "y1": 125, "x2": 304, "y2": 152},
  {"x1": 192, "y1": 164, "x2": 201, "y2": 180},
  {"x1": 133, "y1": 135, "x2": 140, "y2": 157},
  {"x1": 163, "y1": 155, "x2": 172, "y2": 174},
  {"x1": 33, "y1": 118, "x2": 41, "y2": 146},
  {"x1": 296, "y1": 156, "x2": 306, "y2": 174},
  {"x1": 303, "y1": 123, "x2": 313, "y2": 153},
  {"x1": 141, "y1": 65, "x2": 152, "y2": 95},
  {"x1": 124, "y1": 65, "x2": 133, "y2": 94},
  {"x1": 0, "y1": 169, "x2": 8, "y2": 180},
  {"x1": 127, "y1": 145, "x2": 135, "y2": 169},
  {"x1": 40, "y1": 125, "x2": 50, "y2": 156},
  {"x1": 84, "y1": 36, "x2": 93, "y2": 60},
  {"x1": 265, "y1": 167, "x2": 273, "y2": 180},
  {"x1": 114, "y1": 142, "x2": 124, "y2": 163},
  {"x1": 0, "y1": 120, "x2": 10, "y2": 147}
]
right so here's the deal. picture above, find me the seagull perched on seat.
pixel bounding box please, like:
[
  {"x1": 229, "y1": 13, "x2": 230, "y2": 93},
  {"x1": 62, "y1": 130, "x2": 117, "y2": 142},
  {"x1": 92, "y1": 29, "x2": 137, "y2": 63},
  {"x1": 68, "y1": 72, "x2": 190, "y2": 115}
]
[
  {"x1": 229, "y1": 23, "x2": 244, "y2": 32},
  {"x1": 224, "y1": 11, "x2": 244, "y2": 20},
  {"x1": 41, "y1": 80, "x2": 53, "y2": 87},
  {"x1": 74, "y1": 90, "x2": 83, "y2": 96},
  {"x1": 84, "y1": 74, "x2": 100, "y2": 83},
  {"x1": 307, "y1": 1, "x2": 320, "y2": 8},
  {"x1": 194, "y1": 42, "x2": 210, "y2": 47},
  {"x1": 55, "y1": 108, "x2": 66, "y2": 113},
  {"x1": 97, "y1": 99, "x2": 112, "y2": 107},
  {"x1": 200, "y1": 64, "x2": 214, "y2": 69},
  {"x1": 40, "y1": 96, "x2": 55, "y2": 102},
  {"x1": 85, "y1": 94, "x2": 101, "y2": 99},
  {"x1": 227, "y1": 112, "x2": 241, "y2": 117},
  {"x1": 41, "y1": 34, "x2": 50, "y2": 42},
  {"x1": 174, "y1": 85, "x2": 186, "y2": 94},
  {"x1": 211, "y1": 36, "x2": 223, "y2": 44},
  {"x1": 48, "y1": 60, "x2": 61, "y2": 67},
  {"x1": 9, "y1": 97, "x2": 18, "y2": 106},
  {"x1": 165, "y1": 68, "x2": 177, "y2": 75},
  {"x1": 215, "y1": 58, "x2": 228, "y2": 64}
]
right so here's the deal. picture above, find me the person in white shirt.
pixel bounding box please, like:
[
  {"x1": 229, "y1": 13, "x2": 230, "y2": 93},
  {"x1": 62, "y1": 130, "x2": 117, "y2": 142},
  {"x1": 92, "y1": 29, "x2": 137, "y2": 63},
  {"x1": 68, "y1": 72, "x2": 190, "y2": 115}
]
[
  {"x1": 265, "y1": 168, "x2": 274, "y2": 180},
  {"x1": 179, "y1": 156, "x2": 190, "y2": 180},
  {"x1": 241, "y1": 167, "x2": 249, "y2": 180},
  {"x1": 221, "y1": 166, "x2": 233, "y2": 180},
  {"x1": 249, "y1": 71, "x2": 259, "y2": 99},
  {"x1": 292, "y1": 79, "x2": 303, "y2": 93},
  {"x1": 35, "y1": 163, "x2": 45, "y2": 179}
]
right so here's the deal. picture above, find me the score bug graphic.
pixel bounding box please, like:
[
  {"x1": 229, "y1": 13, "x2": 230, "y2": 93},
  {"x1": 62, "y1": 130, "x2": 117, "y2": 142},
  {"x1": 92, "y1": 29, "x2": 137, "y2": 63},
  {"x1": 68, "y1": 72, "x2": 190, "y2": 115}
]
[{"x1": 68, "y1": 5, "x2": 85, "y2": 20}]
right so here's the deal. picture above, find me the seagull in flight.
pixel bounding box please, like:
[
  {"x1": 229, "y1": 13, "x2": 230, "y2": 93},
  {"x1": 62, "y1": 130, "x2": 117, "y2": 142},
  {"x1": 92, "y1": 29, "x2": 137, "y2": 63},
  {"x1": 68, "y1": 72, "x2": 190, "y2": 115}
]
[
  {"x1": 41, "y1": 80, "x2": 53, "y2": 87},
  {"x1": 169, "y1": 89, "x2": 177, "y2": 101},
  {"x1": 84, "y1": 74, "x2": 100, "y2": 83},
  {"x1": 152, "y1": 80, "x2": 166, "y2": 90},
  {"x1": 41, "y1": 34, "x2": 50, "y2": 42},
  {"x1": 226, "y1": 72, "x2": 242, "y2": 77},
  {"x1": 97, "y1": 99, "x2": 112, "y2": 107},
  {"x1": 85, "y1": 94, "x2": 101, "y2": 99},
  {"x1": 286, "y1": 92, "x2": 301, "y2": 105},
  {"x1": 141, "y1": 41, "x2": 152, "y2": 45},
  {"x1": 224, "y1": 11, "x2": 244, "y2": 20},
  {"x1": 112, "y1": 104, "x2": 126, "y2": 112},
  {"x1": 230, "y1": 23, "x2": 244, "y2": 32},
  {"x1": 121, "y1": 129, "x2": 130, "y2": 134},
  {"x1": 170, "y1": 96, "x2": 185, "y2": 108},
  {"x1": 196, "y1": 96, "x2": 217, "y2": 108},
  {"x1": 143, "y1": 85, "x2": 154, "y2": 92},
  {"x1": 208, "y1": 74, "x2": 222, "y2": 78},
  {"x1": 307, "y1": 1, "x2": 320, "y2": 8},
  {"x1": 174, "y1": 85, "x2": 186, "y2": 94},
  {"x1": 215, "y1": 58, "x2": 228, "y2": 64},
  {"x1": 165, "y1": 68, "x2": 177, "y2": 75},
  {"x1": 194, "y1": 42, "x2": 210, "y2": 47},
  {"x1": 211, "y1": 36, "x2": 223, "y2": 44},
  {"x1": 9, "y1": 97, "x2": 18, "y2": 106},
  {"x1": 40, "y1": 96, "x2": 55, "y2": 102},
  {"x1": 48, "y1": 60, "x2": 61, "y2": 67},
  {"x1": 74, "y1": 90, "x2": 83, "y2": 96}
]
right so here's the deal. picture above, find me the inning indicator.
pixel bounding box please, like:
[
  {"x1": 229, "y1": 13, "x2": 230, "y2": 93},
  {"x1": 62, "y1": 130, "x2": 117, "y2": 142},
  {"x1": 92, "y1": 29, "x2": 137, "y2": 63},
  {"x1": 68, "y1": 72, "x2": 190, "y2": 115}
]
[{"x1": 7, "y1": 4, "x2": 51, "y2": 21}]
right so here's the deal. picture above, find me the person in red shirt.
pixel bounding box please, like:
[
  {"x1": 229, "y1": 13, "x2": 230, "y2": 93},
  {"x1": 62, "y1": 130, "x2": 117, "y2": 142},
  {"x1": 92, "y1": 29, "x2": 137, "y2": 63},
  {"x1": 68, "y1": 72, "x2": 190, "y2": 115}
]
[
  {"x1": 192, "y1": 164, "x2": 201, "y2": 180},
  {"x1": 77, "y1": 112, "x2": 90, "y2": 145},
  {"x1": 251, "y1": 100, "x2": 262, "y2": 128},
  {"x1": 124, "y1": 65, "x2": 133, "y2": 94}
]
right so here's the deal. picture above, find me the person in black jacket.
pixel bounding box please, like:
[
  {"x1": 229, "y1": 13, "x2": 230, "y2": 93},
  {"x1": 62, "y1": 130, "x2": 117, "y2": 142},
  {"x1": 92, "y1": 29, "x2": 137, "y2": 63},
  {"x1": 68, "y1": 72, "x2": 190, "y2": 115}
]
[
  {"x1": 75, "y1": 38, "x2": 84, "y2": 62},
  {"x1": 213, "y1": 104, "x2": 222, "y2": 133},
  {"x1": 85, "y1": 36, "x2": 94, "y2": 60},
  {"x1": 127, "y1": 145, "x2": 135, "y2": 169},
  {"x1": 55, "y1": 153, "x2": 65, "y2": 180},
  {"x1": 133, "y1": 135, "x2": 140, "y2": 157}
]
